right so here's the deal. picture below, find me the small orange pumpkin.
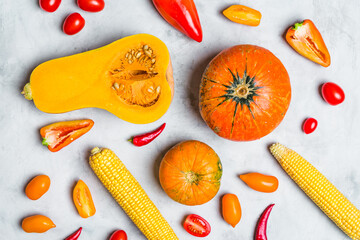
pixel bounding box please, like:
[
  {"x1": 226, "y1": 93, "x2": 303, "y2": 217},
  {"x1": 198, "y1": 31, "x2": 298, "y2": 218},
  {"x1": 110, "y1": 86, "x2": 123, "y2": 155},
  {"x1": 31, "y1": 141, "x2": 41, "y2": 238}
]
[
  {"x1": 159, "y1": 140, "x2": 222, "y2": 206},
  {"x1": 199, "y1": 45, "x2": 291, "y2": 141}
]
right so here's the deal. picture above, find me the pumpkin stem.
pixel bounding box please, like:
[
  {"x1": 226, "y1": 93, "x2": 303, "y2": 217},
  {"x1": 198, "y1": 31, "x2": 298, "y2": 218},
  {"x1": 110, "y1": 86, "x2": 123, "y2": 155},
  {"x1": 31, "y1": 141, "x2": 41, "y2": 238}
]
[
  {"x1": 185, "y1": 171, "x2": 200, "y2": 185},
  {"x1": 235, "y1": 86, "x2": 249, "y2": 98}
]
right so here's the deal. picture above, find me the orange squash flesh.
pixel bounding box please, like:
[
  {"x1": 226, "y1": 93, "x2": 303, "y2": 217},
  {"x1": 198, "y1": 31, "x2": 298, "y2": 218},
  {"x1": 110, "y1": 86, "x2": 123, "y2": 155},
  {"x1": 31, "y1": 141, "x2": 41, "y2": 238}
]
[
  {"x1": 23, "y1": 34, "x2": 174, "y2": 124},
  {"x1": 159, "y1": 140, "x2": 222, "y2": 206}
]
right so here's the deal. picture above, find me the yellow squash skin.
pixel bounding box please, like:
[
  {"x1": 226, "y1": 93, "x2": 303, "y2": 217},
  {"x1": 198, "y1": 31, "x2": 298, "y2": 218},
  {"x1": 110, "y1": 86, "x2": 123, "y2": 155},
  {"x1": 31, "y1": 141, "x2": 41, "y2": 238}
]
[{"x1": 26, "y1": 34, "x2": 174, "y2": 124}]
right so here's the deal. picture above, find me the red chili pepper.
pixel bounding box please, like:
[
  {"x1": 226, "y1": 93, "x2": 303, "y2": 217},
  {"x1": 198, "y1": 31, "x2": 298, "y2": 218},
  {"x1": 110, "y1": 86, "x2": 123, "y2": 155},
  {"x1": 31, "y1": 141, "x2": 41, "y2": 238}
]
[
  {"x1": 65, "y1": 227, "x2": 82, "y2": 240},
  {"x1": 255, "y1": 204, "x2": 274, "y2": 240},
  {"x1": 152, "y1": 0, "x2": 203, "y2": 42},
  {"x1": 40, "y1": 119, "x2": 94, "y2": 152},
  {"x1": 129, "y1": 123, "x2": 166, "y2": 146}
]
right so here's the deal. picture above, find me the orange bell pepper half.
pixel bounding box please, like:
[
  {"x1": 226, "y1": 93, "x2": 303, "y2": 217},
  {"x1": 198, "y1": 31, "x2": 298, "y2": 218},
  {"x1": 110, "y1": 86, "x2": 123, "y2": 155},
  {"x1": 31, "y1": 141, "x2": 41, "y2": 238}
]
[
  {"x1": 286, "y1": 19, "x2": 331, "y2": 67},
  {"x1": 223, "y1": 5, "x2": 261, "y2": 26},
  {"x1": 73, "y1": 179, "x2": 96, "y2": 218},
  {"x1": 40, "y1": 119, "x2": 94, "y2": 152}
]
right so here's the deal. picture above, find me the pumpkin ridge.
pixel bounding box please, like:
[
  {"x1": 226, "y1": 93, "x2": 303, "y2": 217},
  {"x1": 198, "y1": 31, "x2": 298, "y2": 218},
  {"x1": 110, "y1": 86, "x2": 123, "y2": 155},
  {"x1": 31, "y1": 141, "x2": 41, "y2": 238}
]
[
  {"x1": 202, "y1": 76, "x2": 222, "y2": 85},
  {"x1": 163, "y1": 180, "x2": 186, "y2": 193},
  {"x1": 162, "y1": 158, "x2": 184, "y2": 173},
  {"x1": 192, "y1": 158, "x2": 216, "y2": 174},
  {"x1": 192, "y1": 148, "x2": 213, "y2": 172},
  {"x1": 231, "y1": 101, "x2": 240, "y2": 135},
  {"x1": 192, "y1": 183, "x2": 216, "y2": 202},
  {"x1": 191, "y1": 142, "x2": 202, "y2": 171}
]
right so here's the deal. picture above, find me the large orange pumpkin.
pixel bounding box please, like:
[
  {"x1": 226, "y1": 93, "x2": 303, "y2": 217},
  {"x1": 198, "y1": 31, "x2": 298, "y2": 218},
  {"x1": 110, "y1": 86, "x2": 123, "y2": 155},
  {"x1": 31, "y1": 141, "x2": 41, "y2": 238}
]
[
  {"x1": 199, "y1": 45, "x2": 291, "y2": 141},
  {"x1": 159, "y1": 140, "x2": 222, "y2": 206}
]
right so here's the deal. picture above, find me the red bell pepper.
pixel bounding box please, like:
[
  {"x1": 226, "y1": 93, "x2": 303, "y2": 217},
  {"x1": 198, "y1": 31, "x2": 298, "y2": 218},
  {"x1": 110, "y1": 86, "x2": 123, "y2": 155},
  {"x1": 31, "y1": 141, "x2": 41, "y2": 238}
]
[
  {"x1": 286, "y1": 19, "x2": 330, "y2": 67},
  {"x1": 40, "y1": 119, "x2": 94, "y2": 152},
  {"x1": 152, "y1": 0, "x2": 203, "y2": 42}
]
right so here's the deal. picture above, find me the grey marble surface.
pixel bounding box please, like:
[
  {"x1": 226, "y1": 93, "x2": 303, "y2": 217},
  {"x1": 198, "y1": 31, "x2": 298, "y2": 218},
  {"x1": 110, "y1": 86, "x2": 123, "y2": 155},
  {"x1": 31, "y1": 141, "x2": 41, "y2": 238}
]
[{"x1": 1, "y1": 0, "x2": 360, "y2": 239}]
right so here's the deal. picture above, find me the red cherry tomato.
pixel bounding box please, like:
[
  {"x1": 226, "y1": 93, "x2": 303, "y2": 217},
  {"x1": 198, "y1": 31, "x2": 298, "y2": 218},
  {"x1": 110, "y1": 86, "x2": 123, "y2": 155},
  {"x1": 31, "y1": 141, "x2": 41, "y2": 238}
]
[
  {"x1": 109, "y1": 230, "x2": 127, "y2": 240},
  {"x1": 321, "y1": 82, "x2": 345, "y2": 106},
  {"x1": 63, "y1": 13, "x2": 85, "y2": 35},
  {"x1": 183, "y1": 214, "x2": 211, "y2": 237},
  {"x1": 77, "y1": 0, "x2": 105, "y2": 12},
  {"x1": 303, "y1": 118, "x2": 318, "y2": 134},
  {"x1": 39, "y1": 0, "x2": 61, "y2": 12}
]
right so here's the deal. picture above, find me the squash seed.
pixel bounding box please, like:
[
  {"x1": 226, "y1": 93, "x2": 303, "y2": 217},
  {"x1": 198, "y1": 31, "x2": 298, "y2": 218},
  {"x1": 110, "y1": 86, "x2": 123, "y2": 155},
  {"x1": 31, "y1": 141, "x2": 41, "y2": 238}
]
[
  {"x1": 145, "y1": 50, "x2": 152, "y2": 58},
  {"x1": 136, "y1": 52, "x2": 142, "y2": 58},
  {"x1": 156, "y1": 86, "x2": 161, "y2": 93},
  {"x1": 113, "y1": 82, "x2": 120, "y2": 89},
  {"x1": 125, "y1": 53, "x2": 129, "y2": 58},
  {"x1": 151, "y1": 59, "x2": 156, "y2": 64},
  {"x1": 143, "y1": 45, "x2": 149, "y2": 50}
]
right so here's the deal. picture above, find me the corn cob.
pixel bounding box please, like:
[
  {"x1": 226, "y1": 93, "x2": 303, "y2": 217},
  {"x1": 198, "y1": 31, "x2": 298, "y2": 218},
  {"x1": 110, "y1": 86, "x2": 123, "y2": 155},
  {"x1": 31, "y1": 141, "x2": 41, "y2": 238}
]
[
  {"x1": 89, "y1": 147, "x2": 178, "y2": 240},
  {"x1": 270, "y1": 143, "x2": 360, "y2": 240}
]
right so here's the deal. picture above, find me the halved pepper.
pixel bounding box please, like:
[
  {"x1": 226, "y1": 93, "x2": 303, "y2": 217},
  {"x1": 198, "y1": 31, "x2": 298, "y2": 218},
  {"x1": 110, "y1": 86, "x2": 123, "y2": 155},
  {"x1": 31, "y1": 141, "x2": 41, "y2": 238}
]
[
  {"x1": 40, "y1": 119, "x2": 94, "y2": 152},
  {"x1": 152, "y1": 0, "x2": 203, "y2": 42},
  {"x1": 73, "y1": 180, "x2": 96, "y2": 218},
  {"x1": 286, "y1": 19, "x2": 331, "y2": 67}
]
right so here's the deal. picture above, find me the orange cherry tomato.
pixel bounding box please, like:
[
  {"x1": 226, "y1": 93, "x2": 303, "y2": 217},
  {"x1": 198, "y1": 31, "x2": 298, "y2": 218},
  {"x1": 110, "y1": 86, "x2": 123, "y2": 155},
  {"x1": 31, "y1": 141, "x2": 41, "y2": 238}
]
[
  {"x1": 25, "y1": 175, "x2": 51, "y2": 200},
  {"x1": 73, "y1": 179, "x2": 96, "y2": 218},
  {"x1": 222, "y1": 194, "x2": 241, "y2": 228},
  {"x1": 239, "y1": 172, "x2": 279, "y2": 193},
  {"x1": 223, "y1": 5, "x2": 262, "y2": 26},
  {"x1": 22, "y1": 215, "x2": 56, "y2": 233}
]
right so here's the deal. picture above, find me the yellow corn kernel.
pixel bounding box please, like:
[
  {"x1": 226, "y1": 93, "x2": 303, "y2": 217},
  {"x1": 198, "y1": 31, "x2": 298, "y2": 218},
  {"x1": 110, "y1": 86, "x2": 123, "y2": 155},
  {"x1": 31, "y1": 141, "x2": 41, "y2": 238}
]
[
  {"x1": 89, "y1": 147, "x2": 178, "y2": 240},
  {"x1": 270, "y1": 143, "x2": 360, "y2": 240}
]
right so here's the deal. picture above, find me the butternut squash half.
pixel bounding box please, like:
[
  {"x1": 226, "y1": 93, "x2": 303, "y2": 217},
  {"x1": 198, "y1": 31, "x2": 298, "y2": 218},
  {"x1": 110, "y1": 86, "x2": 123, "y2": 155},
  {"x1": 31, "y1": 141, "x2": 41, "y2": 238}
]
[{"x1": 22, "y1": 34, "x2": 174, "y2": 124}]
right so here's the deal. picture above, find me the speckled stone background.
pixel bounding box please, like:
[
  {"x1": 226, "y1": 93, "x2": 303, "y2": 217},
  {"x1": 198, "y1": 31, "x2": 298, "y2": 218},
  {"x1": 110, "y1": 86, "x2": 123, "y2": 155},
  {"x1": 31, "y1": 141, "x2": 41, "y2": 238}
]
[{"x1": 1, "y1": 0, "x2": 360, "y2": 239}]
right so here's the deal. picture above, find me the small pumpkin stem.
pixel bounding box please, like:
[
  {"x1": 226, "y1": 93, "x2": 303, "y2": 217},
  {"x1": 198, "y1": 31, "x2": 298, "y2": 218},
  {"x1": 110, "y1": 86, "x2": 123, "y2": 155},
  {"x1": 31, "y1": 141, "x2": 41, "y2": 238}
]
[
  {"x1": 21, "y1": 83, "x2": 33, "y2": 100},
  {"x1": 236, "y1": 86, "x2": 249, "y2": 98},
  {"x1": 185, "y1": 171, "x2": 199, "y2": 184}
]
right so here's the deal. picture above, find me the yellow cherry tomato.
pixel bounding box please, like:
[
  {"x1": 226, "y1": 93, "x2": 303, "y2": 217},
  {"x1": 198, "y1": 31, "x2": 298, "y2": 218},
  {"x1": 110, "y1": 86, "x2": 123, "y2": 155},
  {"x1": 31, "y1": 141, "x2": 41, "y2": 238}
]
[
  {"x1": 25, "y1": 175, "x2": 51, "y2": 200},
  {"x1": 239, "y1": 172, "x2": 279, "y2": 193},
  {"x1": 223, "y1": 5, "x2": 262, "y2": 26},
  {"x1": 222, "y1": 193, "x2": 241, "y2": 227},
  {"x1": 73, "y1": 179, "x2": 96, "y2": 218},
  {"x1": 22, "y1": 215, "x2": 55, "y2": 233}
]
